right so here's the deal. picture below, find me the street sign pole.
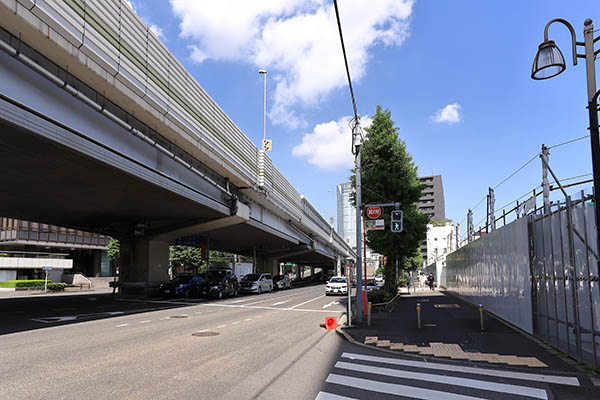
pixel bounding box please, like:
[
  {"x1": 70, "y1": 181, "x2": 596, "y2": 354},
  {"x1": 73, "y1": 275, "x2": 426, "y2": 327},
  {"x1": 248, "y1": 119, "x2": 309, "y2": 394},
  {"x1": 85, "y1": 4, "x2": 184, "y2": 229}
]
[{"x1": 42, "y1": 266, "x2": 52, "y2": 293}]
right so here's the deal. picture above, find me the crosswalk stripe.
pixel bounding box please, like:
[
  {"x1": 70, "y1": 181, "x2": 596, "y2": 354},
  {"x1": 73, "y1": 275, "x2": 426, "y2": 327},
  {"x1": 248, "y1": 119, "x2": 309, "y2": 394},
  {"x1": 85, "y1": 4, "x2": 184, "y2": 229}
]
[
  {"x1": 335, "y1": 361, "x2": 547, "y2": 399},
  {"x1": 341, "y1": 352, "x2": 579, "y2": 386},
  {"x1": 315, "y1": 391, "x2": 357, "y2": 400},
  {"x1": 325, "y1": 374, "x2": 487, "y2": 400}
]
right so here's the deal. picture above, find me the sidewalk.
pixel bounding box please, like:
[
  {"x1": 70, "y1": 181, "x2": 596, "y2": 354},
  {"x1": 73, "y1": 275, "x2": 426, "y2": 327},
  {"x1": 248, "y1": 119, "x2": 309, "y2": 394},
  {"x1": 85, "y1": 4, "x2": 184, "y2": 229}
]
[
  {"x1": 0, "y1": 286, "x2": 113, "y2": 299},
  {"x1": 341, "y1": 287, "x2": 590, "y2": 374}
]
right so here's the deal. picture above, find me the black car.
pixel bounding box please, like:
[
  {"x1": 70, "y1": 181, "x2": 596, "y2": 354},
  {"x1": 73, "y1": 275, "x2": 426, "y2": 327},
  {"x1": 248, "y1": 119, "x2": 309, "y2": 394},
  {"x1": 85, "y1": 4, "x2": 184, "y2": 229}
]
[
  {"x1": 201, "y1": 269, "x2": 239, "y2": 299},
  {"x1": 158, "y1": 275, "x2": 194, "y2": 297}
]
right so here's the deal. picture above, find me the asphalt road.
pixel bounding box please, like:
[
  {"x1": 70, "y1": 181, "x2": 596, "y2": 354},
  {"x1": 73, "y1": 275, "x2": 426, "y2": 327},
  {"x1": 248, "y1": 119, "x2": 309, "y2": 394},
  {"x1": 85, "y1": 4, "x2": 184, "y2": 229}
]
[
  {"x1": 2, "y1": 287, "x2": 596, "y2": 399},
  {"x1": 0, "y1": 285, "x2": 349, "y2": 399}
]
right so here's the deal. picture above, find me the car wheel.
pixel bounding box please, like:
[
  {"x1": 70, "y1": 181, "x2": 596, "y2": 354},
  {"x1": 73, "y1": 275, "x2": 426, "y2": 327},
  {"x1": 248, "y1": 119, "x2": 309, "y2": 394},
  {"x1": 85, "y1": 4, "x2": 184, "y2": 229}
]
[
  {"x1": 257, "y1": 286, "x2": 262, "y2": 295},
  {"x1": 217, "y1": 290, "x2": 223, "y2": 300},
  {"x1": 232, "y1": 288, "x2": 238, "y2": 297},
  {"x1": 184, "y1": 288, "x2": 193, "y2": 298}
]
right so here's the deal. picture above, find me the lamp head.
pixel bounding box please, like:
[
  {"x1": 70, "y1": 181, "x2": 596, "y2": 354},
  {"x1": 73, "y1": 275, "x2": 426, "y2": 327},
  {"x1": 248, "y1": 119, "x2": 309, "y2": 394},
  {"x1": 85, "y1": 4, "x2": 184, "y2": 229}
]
[
  {"x1": 258, "y1": 69, "x2": 267, "y2": 74},
  {"x1": 531, "y1": 40, "x2": 566, "y2": 80}
]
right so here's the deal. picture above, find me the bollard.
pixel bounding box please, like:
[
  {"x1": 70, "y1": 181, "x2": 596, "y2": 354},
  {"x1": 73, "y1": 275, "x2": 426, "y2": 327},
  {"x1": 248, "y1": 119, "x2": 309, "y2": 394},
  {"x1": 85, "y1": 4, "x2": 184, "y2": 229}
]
[
  {"x1": 416, "y1": 303, "x2": 422, "y2": 329},
  {"x1": 479, "y1": 304, "x2": 485, "y2": 332},
  {"x1": 367, "y1": 302, "x2": 372, "y2": 327}
]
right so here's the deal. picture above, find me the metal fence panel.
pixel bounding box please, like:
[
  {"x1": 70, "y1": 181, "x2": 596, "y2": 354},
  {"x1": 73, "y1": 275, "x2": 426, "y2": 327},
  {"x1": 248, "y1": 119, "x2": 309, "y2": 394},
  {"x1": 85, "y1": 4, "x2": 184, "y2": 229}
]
[{"x1": 446, "y1": 217, "x2": 533, "y2": 333}]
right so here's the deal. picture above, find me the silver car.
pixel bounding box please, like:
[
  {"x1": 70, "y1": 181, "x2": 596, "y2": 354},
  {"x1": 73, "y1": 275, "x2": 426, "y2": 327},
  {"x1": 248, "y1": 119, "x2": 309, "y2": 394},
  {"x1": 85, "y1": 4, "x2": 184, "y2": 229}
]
[{"x1": 239, "y1": 273, "x2": 273, "y2": 294}]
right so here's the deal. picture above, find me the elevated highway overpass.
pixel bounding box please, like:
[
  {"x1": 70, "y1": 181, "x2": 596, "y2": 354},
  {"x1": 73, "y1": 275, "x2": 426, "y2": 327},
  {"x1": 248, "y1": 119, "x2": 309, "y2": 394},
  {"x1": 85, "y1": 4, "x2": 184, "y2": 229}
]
[{"x1": 0, "y1": 0, "x2": 354, "y2": 284}]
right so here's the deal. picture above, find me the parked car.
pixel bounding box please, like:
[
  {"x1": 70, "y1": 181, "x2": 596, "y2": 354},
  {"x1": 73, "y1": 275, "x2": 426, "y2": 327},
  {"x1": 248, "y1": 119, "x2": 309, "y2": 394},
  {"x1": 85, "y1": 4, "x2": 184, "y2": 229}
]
[
  {"x1": 174, "y1": 274, "x2": 207, "y2": 298},
  {"x1": 273, "y1": 274, "x2": 291, "y2": 290},
  {"x1": 326, "y1": 276, "x2": 348, "y2": 296},
  {"x1": 159, "y1": 275, "x2": 193, "y2": 297},
  {"x1": 202, "y1": 269, "x2": 239, "y2": 299},
  {"x1": 365, "y1": 278, "x2": 377, "y2": 292},
  {"x1": 239, "y1": 273, "x2": 273, "y2": 294}
]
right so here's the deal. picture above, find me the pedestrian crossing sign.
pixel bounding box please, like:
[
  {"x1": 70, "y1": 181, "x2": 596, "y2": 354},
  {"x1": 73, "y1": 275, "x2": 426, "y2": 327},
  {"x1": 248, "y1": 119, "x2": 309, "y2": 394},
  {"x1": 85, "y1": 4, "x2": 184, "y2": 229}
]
[{"x1": 262, "y1": 139, "x2": 272, "y2": 151}]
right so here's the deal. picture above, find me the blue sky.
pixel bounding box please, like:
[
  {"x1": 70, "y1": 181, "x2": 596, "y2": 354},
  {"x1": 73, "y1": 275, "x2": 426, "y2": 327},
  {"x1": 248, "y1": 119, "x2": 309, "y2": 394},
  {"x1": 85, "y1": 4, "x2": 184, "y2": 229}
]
[{"x1": 128, "y1": 0, "x2": 598, "y2": 237}]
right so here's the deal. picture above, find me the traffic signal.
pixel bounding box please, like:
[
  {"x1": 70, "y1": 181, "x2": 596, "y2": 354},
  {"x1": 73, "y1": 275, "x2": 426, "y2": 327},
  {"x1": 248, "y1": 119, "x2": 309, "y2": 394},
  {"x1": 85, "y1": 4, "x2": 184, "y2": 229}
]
[{"x1": 391, "y1": 210, "x2": 403, "y2": 233}]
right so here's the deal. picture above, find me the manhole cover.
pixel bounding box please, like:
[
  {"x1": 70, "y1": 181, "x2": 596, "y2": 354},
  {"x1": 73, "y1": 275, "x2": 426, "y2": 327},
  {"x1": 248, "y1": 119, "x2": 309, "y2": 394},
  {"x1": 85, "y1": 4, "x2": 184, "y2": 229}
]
[
  {"x1": 434, "y1": 304, "x2": 461, "y2": 308},
  {"x1": 192, "y1": 331, "x2": 219, "y2": 337},
  {"x1": 170, "y1": 315, "x2": 188, "y2": 318}
]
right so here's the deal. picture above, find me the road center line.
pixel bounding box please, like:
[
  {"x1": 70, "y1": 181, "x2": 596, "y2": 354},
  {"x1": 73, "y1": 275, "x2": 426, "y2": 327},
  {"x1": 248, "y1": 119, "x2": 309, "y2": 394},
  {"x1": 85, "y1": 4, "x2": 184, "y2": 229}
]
[
  {"x1": 116, "y1": 324, "x2": 129, "y2": 327},
  {"x1": 289, "y1": 295, "x2": 326, "y2": 309}
]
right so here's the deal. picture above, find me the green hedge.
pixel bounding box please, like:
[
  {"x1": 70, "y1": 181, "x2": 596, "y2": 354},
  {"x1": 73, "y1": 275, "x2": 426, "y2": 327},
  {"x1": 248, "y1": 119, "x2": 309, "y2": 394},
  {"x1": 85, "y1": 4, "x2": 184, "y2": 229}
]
[
  {"x1": 47, "y1": 283, "x2": 67, "y2": 291},
  {"x1": 367, "y1": 288, "x2": 396, "y2": 304},
  {"x1": 0, "y1": 280, "x2": 49, "y2": 288}
]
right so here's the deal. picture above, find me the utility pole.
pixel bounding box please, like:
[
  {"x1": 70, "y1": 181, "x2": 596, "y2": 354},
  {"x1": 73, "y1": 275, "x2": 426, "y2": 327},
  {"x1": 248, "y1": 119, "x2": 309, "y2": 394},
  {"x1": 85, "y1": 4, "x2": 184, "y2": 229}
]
[
  {"x1": 542, "y1": 144, "x2": 551, "y2": 214},
  {"x1": 488, "y1": 187, "x2": 496, "y2": 231},
  {"x1": 354, "y1": 139, "x2": 364, "y2": 323}
]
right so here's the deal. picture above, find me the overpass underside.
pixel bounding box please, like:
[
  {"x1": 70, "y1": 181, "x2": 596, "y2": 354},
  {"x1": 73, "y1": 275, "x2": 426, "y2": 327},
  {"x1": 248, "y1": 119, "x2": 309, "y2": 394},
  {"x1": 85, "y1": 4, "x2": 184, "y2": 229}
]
[{"x1": 0, "y1": 32, "x2": 340, "y2": 285}]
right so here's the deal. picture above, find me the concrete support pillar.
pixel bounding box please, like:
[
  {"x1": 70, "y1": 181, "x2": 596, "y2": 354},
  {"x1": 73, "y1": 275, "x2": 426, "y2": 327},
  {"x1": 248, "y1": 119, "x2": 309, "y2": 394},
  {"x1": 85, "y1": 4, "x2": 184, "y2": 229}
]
[
  {"x1": 92, "y1": 249, "x2": 102, "y2": 277},
  {"x1": 118, "y1": 238, "x2": 170, "y2": 282},
  {"x1": 256, "y1": 256, "x2": 279, "y2": 276}
]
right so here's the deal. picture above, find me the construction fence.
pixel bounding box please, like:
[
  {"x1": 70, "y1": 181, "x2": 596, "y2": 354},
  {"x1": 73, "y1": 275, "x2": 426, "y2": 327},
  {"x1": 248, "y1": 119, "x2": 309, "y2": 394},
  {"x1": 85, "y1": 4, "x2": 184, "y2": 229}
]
[{"x1": 446, "y1": 192, "x2": 600, "y2": 368}]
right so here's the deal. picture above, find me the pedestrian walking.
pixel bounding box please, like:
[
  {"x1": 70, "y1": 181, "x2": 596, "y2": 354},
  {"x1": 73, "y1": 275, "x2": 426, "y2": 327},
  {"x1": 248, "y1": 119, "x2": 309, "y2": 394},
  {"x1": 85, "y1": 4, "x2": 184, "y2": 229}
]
[{"x1": 426, "y1": 273, "x2": 435, "y2": 291}]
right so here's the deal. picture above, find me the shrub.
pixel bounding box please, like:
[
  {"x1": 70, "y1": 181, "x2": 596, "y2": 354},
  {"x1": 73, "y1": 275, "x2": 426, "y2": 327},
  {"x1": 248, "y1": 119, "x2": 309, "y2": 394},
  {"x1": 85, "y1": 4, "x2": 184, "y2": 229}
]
[
  {"x1": 367, "y1": 288, "x2": 396, "y2": 304},
  {"x1": 397, "y1": 278, "x2": 407, "y2": 287},
  {"x1": 47, "y1": 283, "x2": 67, "y2": 291},
  {"x1": 0, "y1": 280, "x2": 49, "y2": 288}
]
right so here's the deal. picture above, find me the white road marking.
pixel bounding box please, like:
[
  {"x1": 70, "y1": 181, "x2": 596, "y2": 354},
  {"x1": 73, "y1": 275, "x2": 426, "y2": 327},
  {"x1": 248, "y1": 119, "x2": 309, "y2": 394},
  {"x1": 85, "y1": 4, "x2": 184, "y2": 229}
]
[
  {"x1": 116, "y1": 324, "x2": 129, "y2": 327},
  {"x1": 228, "y1": 298, "x2": 257, "y2": 304},
  {"x1": 235, "y1": 288, "x2": 322, "y2": 307},
  {"x1": 232, "y1": 321, "x2": 241, "y2": 325},
  {"x1": 289, "y1": 295, "x2": 326, "y2": 309},
  {"x1": 326, "y1": 374, "x2": 486, "y2": 400},
  {"x1": 335, "y1": 361, "x2": 548, "y2": 399},
  {"x1": 323, "y1": 301, "x2": 341, "y2": 309},
  {"x1": 139, "y1": 320, "x2": 151, "y2": 324},
  {"x1": 315, "y1": 391, "x2": 357, "y2": 400},
  {"x1": 272, "y1": 299, "x2": 293, "y2": 306},
  {"x1": 256, "y1": 316, "x2": 263, "y2": 319},
  {"x1": 196, "y1": 329, "x2": 209, "y2": 333},
  {"x1": 244, "y1": 319, "x2": 252, "y2": 322},
  {"x1": 216, "y1": 325, "x2": 226, "y2": 328},
  {"x1": 159, "y1": 317, "x2": 170, "y2": 320},
  {"x1": 195, "y1": 312, "x2": 203, "y2": 315},
  {"x1": 341, "y1": 352, "x2": 580, "y2": 387},
  {"x1": 204, "y1": 303, "x2": 341, "y2": 313}
]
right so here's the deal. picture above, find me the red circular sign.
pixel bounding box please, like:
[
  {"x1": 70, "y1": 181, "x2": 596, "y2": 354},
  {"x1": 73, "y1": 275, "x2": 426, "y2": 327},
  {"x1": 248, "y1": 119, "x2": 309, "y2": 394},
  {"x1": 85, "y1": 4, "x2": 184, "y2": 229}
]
[{"x1": 366, "y1": 207, "x2": 382, "y2": 219}]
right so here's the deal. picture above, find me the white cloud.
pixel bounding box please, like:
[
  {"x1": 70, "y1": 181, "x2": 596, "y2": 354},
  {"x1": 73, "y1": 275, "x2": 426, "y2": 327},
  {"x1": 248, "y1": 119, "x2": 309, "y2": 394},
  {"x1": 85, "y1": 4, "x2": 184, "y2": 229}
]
[
  {"x1": 292, "y1": 116, "x2": 371, "y2": 170},
  {"x1": 149, "y1": 24, "x2": 168, "y2": 42},
  {"x1": 432, "y1": 103, "x2": 462, "y2": 124},
  {"x1": 169, "y1": 0, "x2": 414, "y2": 127}
]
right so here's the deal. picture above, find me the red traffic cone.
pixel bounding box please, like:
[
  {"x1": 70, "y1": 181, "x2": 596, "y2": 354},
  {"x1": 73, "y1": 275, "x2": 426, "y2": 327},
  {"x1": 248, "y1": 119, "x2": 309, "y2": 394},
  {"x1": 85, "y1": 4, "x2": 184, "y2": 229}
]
[{"x1": 325, "y1": 317, "x2": 337, "y2": 330}]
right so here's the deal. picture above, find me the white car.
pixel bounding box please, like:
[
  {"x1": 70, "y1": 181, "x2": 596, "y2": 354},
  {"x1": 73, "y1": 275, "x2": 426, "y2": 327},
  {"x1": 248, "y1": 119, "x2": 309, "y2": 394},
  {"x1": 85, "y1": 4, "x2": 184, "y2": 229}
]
[
  {"x1": 326, "y1": 277, "x2": 348, "y2": 296},
  {"x1": 239, "y1": 273, "x2": 273, "y2": 294}
]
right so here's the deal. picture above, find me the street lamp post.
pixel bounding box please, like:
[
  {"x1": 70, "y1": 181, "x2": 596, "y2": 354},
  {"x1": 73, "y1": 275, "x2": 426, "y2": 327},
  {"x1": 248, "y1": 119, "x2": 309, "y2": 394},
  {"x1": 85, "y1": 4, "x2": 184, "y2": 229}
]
[
  {"x1": 259, "y1": 69, "x2": 267, "y2": 144},
  {"x1": 258, "y1": 69, "x2": 267, "y2": 187},
  {"x1": 531, "y1": 17, "x2": 600, "y2": 285}
]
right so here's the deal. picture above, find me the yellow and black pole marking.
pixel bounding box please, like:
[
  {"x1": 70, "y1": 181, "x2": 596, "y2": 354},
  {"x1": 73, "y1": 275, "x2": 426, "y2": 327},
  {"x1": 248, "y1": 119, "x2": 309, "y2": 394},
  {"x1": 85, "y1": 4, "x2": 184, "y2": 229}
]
[{"x1": 416, "y1": 303, "x2": 422, "y2": 329}]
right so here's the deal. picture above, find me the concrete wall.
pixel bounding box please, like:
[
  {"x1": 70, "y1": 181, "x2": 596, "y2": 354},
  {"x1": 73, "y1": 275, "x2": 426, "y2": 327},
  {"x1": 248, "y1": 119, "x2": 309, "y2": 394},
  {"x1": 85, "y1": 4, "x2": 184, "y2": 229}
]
[{"x1": 445, "y1": 217, "x2": 533, "y2": 333}]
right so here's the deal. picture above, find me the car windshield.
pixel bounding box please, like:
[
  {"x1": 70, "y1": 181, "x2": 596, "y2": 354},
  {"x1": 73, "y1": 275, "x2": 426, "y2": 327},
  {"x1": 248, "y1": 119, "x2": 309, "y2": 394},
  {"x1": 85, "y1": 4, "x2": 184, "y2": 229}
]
[
  {"x1": 242, "y1": 274, "x2": 260, "y2": 281},
  {"x1": 207, "y1": 270, "x2": 229, "y2": 280},
  {"x1": 273, "y1": 275, "x2": 283, "y2": 282},
  {"x1": 329, "y1": 278, "x2": 345, "y2": 283}
]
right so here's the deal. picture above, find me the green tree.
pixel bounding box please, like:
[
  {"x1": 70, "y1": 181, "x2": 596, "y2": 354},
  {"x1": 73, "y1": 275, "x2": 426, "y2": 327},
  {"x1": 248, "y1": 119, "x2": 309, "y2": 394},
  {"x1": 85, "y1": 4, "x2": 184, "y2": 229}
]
[
  {"x1": 107, "y1": 238, "x2": 120, "y2": 262},
  {"x1": 169, "y1": 245, "x2": 204, "y2": 272},
  {"x1": 354, "y1": 106, "x2": 428, "y2": 292}
]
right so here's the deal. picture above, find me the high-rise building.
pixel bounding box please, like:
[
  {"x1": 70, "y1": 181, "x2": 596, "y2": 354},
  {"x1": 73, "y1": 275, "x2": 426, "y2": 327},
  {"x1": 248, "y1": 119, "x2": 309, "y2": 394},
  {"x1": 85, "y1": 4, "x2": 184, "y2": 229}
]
[
  {"x1": 417, "y1": 175, "x2": 445, "y2": 221},
  {"x1": 336, "y1": 182, "x2": 356, "y2": 248},
  {"x1": 418, "y1": 175, "x2": 446, "y2": 262}
]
